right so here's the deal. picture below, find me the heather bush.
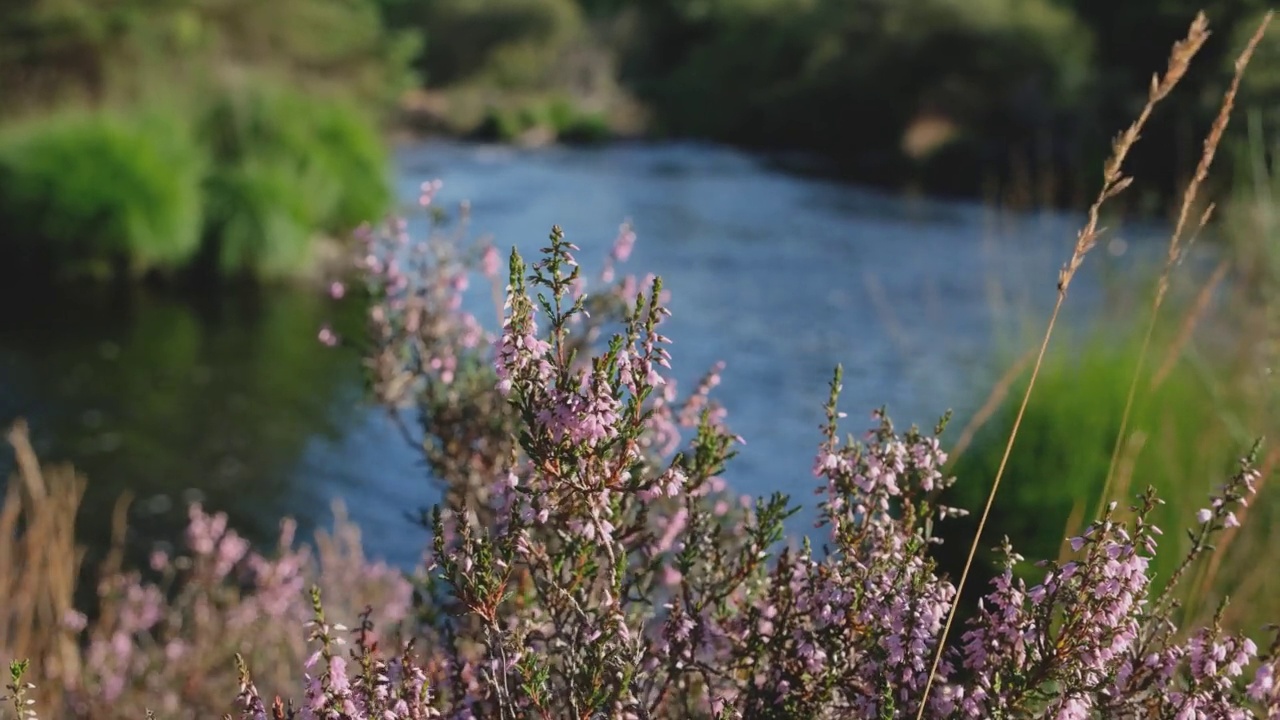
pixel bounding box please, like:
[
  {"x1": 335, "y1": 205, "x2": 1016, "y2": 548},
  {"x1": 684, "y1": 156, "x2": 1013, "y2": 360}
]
[
  {"x1": 67, "y1": 502, "x2": 411, "y2": 719},
  {"x1": 285, "y1": 177, "x2": 1278, "y2": 718}
]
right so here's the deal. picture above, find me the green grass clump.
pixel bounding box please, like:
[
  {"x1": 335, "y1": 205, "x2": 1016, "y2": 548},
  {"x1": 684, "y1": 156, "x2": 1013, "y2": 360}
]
[
  {"x1": 197, "y1": 84, "x2": 392, "y2": 280},
  {"x1": 545, "y1": 97, "x2": 611, "y2": 143},
  {"x1": 0, "y1": 108, "x2": 206, "y2": 281},
  {"x1": 0, "y1": 84, "x2": 392, "y2": 285},
  {"x1": 935, "y1": 331, "x2": 1258, "y2": 607},
  {"x1": 200, "y1": 156, "x2": 326, "y2": 280}
]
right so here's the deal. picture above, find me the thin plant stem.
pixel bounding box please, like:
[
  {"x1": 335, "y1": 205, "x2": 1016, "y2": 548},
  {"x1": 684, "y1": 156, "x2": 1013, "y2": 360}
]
[
  {"x1": 946, "y1": 346, "x2": 1035, "y2": 465},
  {"x1": 915, "y1": 14, "x2": 1213, "y2": 716},
  {"x1": 1099, "y1": 12, "x2": 1272, "y2": 512},
  {"x1": 1150, "y1": 255, "x2": 1228, "y2": 390}
]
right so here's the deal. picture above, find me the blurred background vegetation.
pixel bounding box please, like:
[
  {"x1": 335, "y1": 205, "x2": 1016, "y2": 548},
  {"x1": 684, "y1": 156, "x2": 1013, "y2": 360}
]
[
  {"x1": 5, "y1": 0, "x2": 1280, "y2": 284},
  {"x1": 0, "y1": 0, "x2": 418, "y2": 285}
]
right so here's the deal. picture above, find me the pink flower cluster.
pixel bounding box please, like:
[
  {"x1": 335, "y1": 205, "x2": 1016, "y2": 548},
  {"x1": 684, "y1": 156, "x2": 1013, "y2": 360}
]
[
  {"x1": 3, "y1": 500, "x2": 414, "y2": 720},
  {"x1": 233, "y1": 596, "x2": 438, "y2": 720}
]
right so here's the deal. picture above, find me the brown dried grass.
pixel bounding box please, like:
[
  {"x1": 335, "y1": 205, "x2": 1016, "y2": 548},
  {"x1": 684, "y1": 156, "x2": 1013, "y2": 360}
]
[
  {"x1": 1099, "y1": 15, "x2": 1274, "y2": 512},
  {"x1": 917, "y1": 11, "x2": 1274, "y2": 713},
  {"x1": 1, "y1": 420, "x2": 86, "y2": 711}
]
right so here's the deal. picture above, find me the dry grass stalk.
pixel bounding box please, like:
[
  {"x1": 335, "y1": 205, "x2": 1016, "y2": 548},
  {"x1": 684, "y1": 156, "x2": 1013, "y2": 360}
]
[
  {"x1": 1058, "y1": 14, "x2": 1210, "y2": 296},
  {"x1": 946, "y1": 346, "x2": 1036, "y2": 464},
  {"x1": 1100, "y1": 12, "x2": 1273, "y2": 511},
  {"x1": 1151, "y1": 256, "x2": 1231, "y2": 390},
  {"x1": 1, "y1": 420, "x2": 86, "y2": 710},
  {"x1": 863, "y1": 269, "x2": 915, "y2": 362},
  {"x1": 916, "y1": 14, "x2": 1217, "y2": 715}
]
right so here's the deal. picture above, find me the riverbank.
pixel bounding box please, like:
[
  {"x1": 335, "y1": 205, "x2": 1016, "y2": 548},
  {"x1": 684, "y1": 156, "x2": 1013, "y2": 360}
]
[{"x1": 380, "y1": 0, "x2": 1279, "y2": 210}]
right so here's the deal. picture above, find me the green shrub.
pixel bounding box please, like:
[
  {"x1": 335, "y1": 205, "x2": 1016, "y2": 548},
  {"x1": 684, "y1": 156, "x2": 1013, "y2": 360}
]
[
  {"x1": 197, "y1": 83, "x2": 392, "y2": 280},
  {"x1": 545, "y1": 96, "x2": 611, "y2": 143},
  {"x1": 201, "y1": 157, "x2": 324, "y2": 279},
  {"x1": 473, "y1": 105, "x2": 536, "y2": 142},
  {"x1": 0, "y1": 83, "x2": 390, "y2": 285},
  {"x1": 306, "y1": 100, "x2": 394, "y2": 230},
  {"x1": 472, "y1": 94, "x2": 611, "y2": 143},
  {"x1": 398, "y1": 0, "x2": 584, "y2": 89},
  {"x1": 0, "y1": 108, "x2": 206, "y2": 281},
  {"x1": 623, "y1": 0, "x2": 1090, "y2": 183},
  {"x1": 0, "y1": 0, "x2": 420, "y2": 117}
]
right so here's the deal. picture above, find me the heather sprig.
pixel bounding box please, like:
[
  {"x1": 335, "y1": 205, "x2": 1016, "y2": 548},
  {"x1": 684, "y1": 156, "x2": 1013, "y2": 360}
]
[
  {"x1": 229, "y1": 588, "x2": 439, "y2": 720},
  {"x1": 437, "y1": 238, "x2": 740, "y2": 716},
  {"x1": 2, "y1": 660, "x2": 36, "y2": 720},
  {"x1": 1149, "y1": 445, "x2": 1263, "y2": 617},
  {"x1": 1249, "y1": 632, "x2": 1280, "y2": 716},
  {"x1": 700, "y1": 370, "x2": 962, "y2": 719},
  {"x1": 355, "y1": 209, "x2": 785, "y2": 717},
  {"x1": 939, "y1": 460, "x2": 1277, "y2": 720}
]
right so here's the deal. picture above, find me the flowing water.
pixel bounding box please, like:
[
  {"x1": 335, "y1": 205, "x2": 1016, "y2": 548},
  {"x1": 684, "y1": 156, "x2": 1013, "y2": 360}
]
[{"x1": 0, "y1": 140, "x2": 1183, "y2": 569}]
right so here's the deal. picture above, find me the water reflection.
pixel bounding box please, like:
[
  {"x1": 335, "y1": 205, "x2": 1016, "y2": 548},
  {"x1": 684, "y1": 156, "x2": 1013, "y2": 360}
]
[{"x1": 0, "y1": 283, "x2": 374, "y2": 569}]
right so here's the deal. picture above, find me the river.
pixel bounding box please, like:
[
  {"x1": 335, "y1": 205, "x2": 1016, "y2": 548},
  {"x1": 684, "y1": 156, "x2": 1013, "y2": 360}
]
[{"x1": 0, "y1": 139, "x2": 1184, "y2": 569}]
